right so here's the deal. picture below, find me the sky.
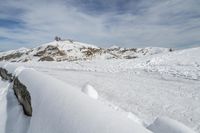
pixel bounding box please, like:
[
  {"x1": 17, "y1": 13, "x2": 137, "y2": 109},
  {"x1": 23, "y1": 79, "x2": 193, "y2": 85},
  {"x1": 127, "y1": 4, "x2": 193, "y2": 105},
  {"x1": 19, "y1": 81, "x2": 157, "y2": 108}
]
[{"x1": 0, "y1": 0, "x2": 200, "y2": 51}]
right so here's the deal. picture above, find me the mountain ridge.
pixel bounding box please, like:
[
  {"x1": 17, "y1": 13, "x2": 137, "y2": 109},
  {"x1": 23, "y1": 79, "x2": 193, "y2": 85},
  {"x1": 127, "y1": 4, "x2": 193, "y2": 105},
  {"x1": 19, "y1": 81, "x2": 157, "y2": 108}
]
[{"x1": 0, "y1": 40, "x2": 172, "y2": 62}]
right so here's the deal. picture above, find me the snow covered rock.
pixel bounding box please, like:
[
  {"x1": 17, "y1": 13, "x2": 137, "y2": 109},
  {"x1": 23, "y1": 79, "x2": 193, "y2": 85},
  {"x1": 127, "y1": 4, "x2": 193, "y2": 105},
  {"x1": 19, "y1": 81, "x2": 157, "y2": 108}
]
[
  {"x1": 0, "y1": 65, "x2": 32, "y2": 116},
  {"x1": 0, "y1": 67, "x2": 13, "y2": 81},
  {"x1": 13, "y1": 68, "x2": 151, "y2": 133},
  {"x1": 13, "y1": 77, "x2": 32, "y2": 116},
  {"x1": 82, "y1": 83, "x2": 99, "y2": 99},
  {"x1": 147, "y1": 117, "x2": 196, "y2": 133}
]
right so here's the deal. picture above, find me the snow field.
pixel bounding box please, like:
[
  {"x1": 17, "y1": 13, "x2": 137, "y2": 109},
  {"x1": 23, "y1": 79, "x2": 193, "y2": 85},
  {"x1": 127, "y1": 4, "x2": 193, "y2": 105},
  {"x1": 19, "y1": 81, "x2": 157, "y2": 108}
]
[{"x1": 0, "y1": 65, "x2": 152, "y2": 133}]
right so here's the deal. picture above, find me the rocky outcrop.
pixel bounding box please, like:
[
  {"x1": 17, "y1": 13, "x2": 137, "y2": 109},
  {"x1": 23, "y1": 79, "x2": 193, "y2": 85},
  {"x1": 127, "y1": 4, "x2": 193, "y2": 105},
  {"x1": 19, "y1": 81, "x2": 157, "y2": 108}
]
[
  {"x1": 39, "y1": 56, "x2": 54, "y2": 61},
  {"x1": 0, "y1": 67, "x2": 32, "y2": 116},
  {"x1": 81, "y1": 47, "x2": 103, "y2": 57},
  {"x1": 13, "y1": 77, "x2": 32, "y2": 116},
  {"x1": 0, "y1": 67, "x2": 13, "y2": 81},
  {"x1": 0, "y1": 52, "x2": 23, "y2": 61},
  {"x1": 34, "y1": 45, "x2": 66, "y2": 57}
]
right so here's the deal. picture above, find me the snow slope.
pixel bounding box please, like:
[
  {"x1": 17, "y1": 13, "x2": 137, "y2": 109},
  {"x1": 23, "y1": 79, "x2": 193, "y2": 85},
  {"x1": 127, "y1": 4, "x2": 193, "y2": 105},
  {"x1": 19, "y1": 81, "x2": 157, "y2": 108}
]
[
  {"x1": 0, "y1": 45, "x2": 199, "y2": 132},
  {"x1": 0, "y1": 65, "x2": 151, "y2": 133},
  {"x1": 9, "y1": 46, "x2": 199, "y2": 132}
]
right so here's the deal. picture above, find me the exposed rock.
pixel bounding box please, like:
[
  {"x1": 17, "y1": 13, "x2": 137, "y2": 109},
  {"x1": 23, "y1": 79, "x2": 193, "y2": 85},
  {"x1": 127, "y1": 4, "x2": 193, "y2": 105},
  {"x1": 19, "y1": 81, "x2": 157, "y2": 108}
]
[
  {"x1": 13, "y1": 77, "x2": 32, "y2": 116},
  {"x1": 124, "y1": 55, "x2": 138, "y2": 59},
  {"x1": 39, "y1": 56, "x2": 54, "y2": 61},
  {"x1": 34, "y1": 45, "x2": 66, "y2": 57},
  {"x1": 0, "y1": 67, "x2": 13, "y2": 81},
  {"x1": 0, "y1": 52, "x2": 23, "y2": 61},
  {"x1": 33, "y1": 50, "x2": 46, "y2": 57},
  {"x1": 0, "y1": 67, "x2": 32, "y2": 117},
  {"x1": 169, "y1": 48, "x2": 174, "y2": 52},
  {"x1": 82, "y1": 47, "x2": 103, "y2": 57},
  {"x1": 22, "y1": 58, "x2": 29, "y2": 62}
]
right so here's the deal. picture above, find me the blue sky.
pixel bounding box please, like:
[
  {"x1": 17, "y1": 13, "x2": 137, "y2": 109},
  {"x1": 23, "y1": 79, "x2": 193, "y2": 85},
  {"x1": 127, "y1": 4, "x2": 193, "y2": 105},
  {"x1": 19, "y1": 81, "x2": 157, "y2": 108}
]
[{"x1": 0, "y1": 0, "x2": 200, "y2": 51}]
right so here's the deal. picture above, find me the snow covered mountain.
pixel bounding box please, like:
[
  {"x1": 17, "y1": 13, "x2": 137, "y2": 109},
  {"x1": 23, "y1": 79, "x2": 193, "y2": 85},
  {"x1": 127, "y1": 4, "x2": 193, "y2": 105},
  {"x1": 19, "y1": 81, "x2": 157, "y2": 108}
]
[
  {"x1": 0, "y1": 40, "x2": 199, "y2": 133},
  {"x1": 0, "y1": 40, "x2": 172, "y2": 62}
]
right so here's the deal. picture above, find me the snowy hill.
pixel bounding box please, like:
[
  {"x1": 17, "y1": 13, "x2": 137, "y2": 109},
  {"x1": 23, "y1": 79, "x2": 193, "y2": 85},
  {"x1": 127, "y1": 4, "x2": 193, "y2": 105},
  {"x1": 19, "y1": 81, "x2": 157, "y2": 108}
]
[
  {"x1": 0, "y1": 63, "x2": 197, "y2": 133},
  {"x1": 0, "y1": 40, "x2": 171, "y2": 62},
  {"x1": 0, "y1": 40, "x2": 199, "y2": 133}
]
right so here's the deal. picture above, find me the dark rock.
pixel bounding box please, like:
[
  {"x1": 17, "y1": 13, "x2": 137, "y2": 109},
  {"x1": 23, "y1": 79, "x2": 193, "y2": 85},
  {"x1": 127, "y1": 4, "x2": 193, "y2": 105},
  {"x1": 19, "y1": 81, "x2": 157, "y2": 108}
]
[
  {"x1": 34, "y1": 45, "x2": 66, "y2": 57},
  {"x1": 22, "y1": 58, "x2": 29, "y2": 62},
  {"x1": 39, "y1": 56, "x2": 54, "y2": 61},
  {"x1": 13, "y1": 77, "x2": 32, "y2": 116},
  {"x1": 124, "y1": 55, "x2": 138, "y2": 59},
  {"x1": 0, "y1": 67, "x2": 13, "y2": 82},
  {"x1": 33, "y1": 50, "x2": 46, "y2": 57},
  {"x1": 169, "y1": 48, "x2": 174, "y2": 52},
  {"x1": 0, "y1": 52, "x2": 23, "y2": 61},
  {"x1": 82, "y1": 47, "x2": 102, "y2": 57},
  {"x1": 0, "y1": 67, "x2": 32, "y2": 117}
]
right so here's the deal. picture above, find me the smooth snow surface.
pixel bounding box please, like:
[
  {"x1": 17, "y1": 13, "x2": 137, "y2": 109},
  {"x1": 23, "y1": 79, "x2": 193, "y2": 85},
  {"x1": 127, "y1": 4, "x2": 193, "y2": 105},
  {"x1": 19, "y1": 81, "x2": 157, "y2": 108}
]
[
  {"x1": 0, "y1": 79, "x2": 30, "y2": 133},
  {"x1": 147, "y1": 117, "x2": 196, "y2": 133},
  {"x1": 127, "y1": 112, "x2": 144, "y2": 126},
  {"x1": 17, "y1": 69, "x2": 151, "y2": 133}
]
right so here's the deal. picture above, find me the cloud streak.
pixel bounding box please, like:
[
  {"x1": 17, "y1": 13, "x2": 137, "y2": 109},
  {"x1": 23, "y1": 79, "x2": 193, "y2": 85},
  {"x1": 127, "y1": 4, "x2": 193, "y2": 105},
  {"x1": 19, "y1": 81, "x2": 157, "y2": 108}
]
[{"x1": 0, "y1": 0, "x2": 200, "y2": 50}]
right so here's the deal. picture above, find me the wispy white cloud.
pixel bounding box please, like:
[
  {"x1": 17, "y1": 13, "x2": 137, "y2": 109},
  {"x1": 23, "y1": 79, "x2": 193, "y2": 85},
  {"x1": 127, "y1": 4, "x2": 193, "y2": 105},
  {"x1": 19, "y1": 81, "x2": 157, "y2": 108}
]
[{"x1": 0, "y1": 0, "x2": 200, "y2": 50}]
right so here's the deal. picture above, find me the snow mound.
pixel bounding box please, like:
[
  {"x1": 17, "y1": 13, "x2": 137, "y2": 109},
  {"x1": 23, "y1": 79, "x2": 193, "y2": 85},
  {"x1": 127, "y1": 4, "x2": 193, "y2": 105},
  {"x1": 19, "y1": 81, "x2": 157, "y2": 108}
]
[
  {"x1": 147, "y1": 117, "x2": 196, "y2": 133},
  {"x1": 12, "y1": 67, "x2": 151, "y2": 133},
  {"x1": 82, "y1": 83, "x2": 99, "y2": 99}
]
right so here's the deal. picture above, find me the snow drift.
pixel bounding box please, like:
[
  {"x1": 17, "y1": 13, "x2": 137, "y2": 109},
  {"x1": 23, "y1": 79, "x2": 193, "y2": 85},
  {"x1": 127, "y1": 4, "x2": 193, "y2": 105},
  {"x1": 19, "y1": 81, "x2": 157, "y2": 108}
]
[
  {"x1": 0, "y1": 64, "x2": 151, "y2": 133},
  {"x1": 147, "y1": 117, "x2": 196, "y2": 133}
]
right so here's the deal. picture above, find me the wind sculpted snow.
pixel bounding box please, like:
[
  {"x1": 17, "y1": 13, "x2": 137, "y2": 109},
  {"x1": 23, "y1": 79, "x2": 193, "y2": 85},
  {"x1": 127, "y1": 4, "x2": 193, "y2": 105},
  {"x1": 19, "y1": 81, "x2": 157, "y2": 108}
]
[
  {"x1": 0, "y1": 65, "x2": 152, "y2": 133},
  {"x1": 0, "y1": 43, "x2": 199, "y2": 133}
]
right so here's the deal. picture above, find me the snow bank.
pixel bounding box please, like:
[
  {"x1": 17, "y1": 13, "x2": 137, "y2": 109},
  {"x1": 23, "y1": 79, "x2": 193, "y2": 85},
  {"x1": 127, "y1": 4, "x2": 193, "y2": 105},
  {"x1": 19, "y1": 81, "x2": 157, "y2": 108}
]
[
  {"x1": 147, "y1": 117, "x2": 196, "y2": 133},
  {"x1": 15, "y1": 68, "x2": 151, "y2": 133},
  {"x1": 127, "y1": 112, "x2": 144, "y2": 126},
  {"x1": 0, "y1": 75, "x2": 30, "y2": 133},
  {"x1": 1, "y1": 63, "x2": 19, "y2": 74}
]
